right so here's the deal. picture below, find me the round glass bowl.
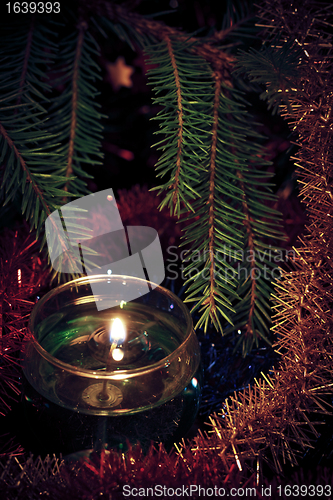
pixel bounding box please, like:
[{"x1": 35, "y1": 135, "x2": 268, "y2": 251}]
[{"x1": 22, "y1": 275, "x2": 201, "y2": 454}]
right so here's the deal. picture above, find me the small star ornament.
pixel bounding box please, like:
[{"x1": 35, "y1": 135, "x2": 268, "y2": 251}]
[{"x1": 106, "y1": 56, "x2": 134, "y2": 91}]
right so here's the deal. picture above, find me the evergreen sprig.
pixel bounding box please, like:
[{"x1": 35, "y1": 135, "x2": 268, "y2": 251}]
[
  {"x1": 46, "y1": 19, "x2": 105, "y2": 198},
  {"x1": 234, "y1": 41, "x2": 303, "y2": 114},
  {"x1": 0, "y1": 3, "x2": 286, "y2": 354},
  {"x1": 146, "y1": 35, "x2": 286, "y2": 354},
  {"x1": 147, "y1": 37, "x2": 214, "y2": 217},
  {"x1": 0, "y1": 12, "x2": 105, "y2": 281},
  {"x1": 0, "y1": 17, "x2": 69, "y2": 237},
  {"x1": 184, "y1": 83, "x2": 286, "y2": 355}
]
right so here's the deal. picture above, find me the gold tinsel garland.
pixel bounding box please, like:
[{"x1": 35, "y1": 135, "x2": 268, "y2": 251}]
[
  {"x1": 183, "y1": 0, "x2": 333, "y2": 475},
  {"x1": 0, "y1": 0, "x2": 332, "y2": 484}
]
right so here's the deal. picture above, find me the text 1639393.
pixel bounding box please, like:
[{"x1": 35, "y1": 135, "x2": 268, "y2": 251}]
[{"x1": 6, "y1": 2, "x2": 60, "y2": 14}]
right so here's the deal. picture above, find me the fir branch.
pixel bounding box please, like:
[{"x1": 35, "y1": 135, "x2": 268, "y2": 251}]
[
  {"x1": 165, "y1": 36, "x2": 183, "y2": 211},
  {"x1": 47, "y1": 23, "x2": 105, "y2": 201},
  {"x1": 91, "y1": 0, "x2": 235, "y2": 69},
  {"x1": 0, "y1": 16, "x2": 93, "y2": 279},
  {"x1": 16, "y1": 17, "x2": 35, "y2": 108},
  {"x1": 0, "y1": 122, "x2": 76, "y2": 269},
  {"x1": 147, "y1": 38, "x2": 213, "y2": 216},
  {"x1": 236, "y1": 169, "x2": 257, "y2": 342},
  {"x1": 180, "y1": 79, "x2": 285, "y2": 349},
  {"x1": 0, "y1": 123, "x2": 51, "y2": 218},
  {"x1": 234, "y1": 41, "x2": 303, "y2": 114},
  {"x1": 65, "y1": 20, "x2": 88, "y2": 195},
  {"x1": 0, "y1": 17, "x2": 70, "y2": 235},
  {"x1": 204, "y1": 69, "x2": 222, "y2": 325},
  {"x1": 146, "y1": 30, "x2": 284, "y2": 350}
]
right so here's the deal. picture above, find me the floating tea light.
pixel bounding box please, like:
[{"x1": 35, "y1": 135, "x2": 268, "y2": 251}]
[{"x1": 22, "y1": 275, "x2": 201, "y2": 455}]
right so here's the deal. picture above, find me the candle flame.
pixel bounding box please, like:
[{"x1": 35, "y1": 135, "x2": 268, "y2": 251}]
[{"x1": 110, "y1": 317, "x2": 126, "y2": 344}]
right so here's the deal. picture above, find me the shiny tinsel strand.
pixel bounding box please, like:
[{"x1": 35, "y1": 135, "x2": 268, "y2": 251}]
[
  {"x1": 187, "y1": 0, "x2": 333, "y2": 474},
  {"x1": 0, "y1": 229, "x2": 47, "y2": 417},
  {"x1": 1, "y1": 450, "x2": 333, "y2": 499}
]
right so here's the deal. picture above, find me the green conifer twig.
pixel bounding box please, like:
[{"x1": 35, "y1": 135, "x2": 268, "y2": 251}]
[
  {"x1": 64, "y1": 19, "x2": 88, "y2": 196},
  {"x1": 165, "y1": 36, "x2": 183, "y2": 213},
  {"x1": 16, "y1": 17, "x2": 35, "y2": 108},
  {"x1": 202, "y1": 68, "x2": 222, "y2": 328}
]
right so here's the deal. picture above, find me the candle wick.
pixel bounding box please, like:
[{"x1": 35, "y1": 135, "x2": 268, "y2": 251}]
[
  {"x1": 106, "y1": 341, "x2": 118, "y2": 371},
  {"x1": 99, "y1": 341, "x2": 118, "y2": 401}
]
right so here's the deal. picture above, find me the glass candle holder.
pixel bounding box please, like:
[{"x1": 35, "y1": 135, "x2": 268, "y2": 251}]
[{"x1": 22, "y1": 275, "x2": 201, "y2": 456}]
